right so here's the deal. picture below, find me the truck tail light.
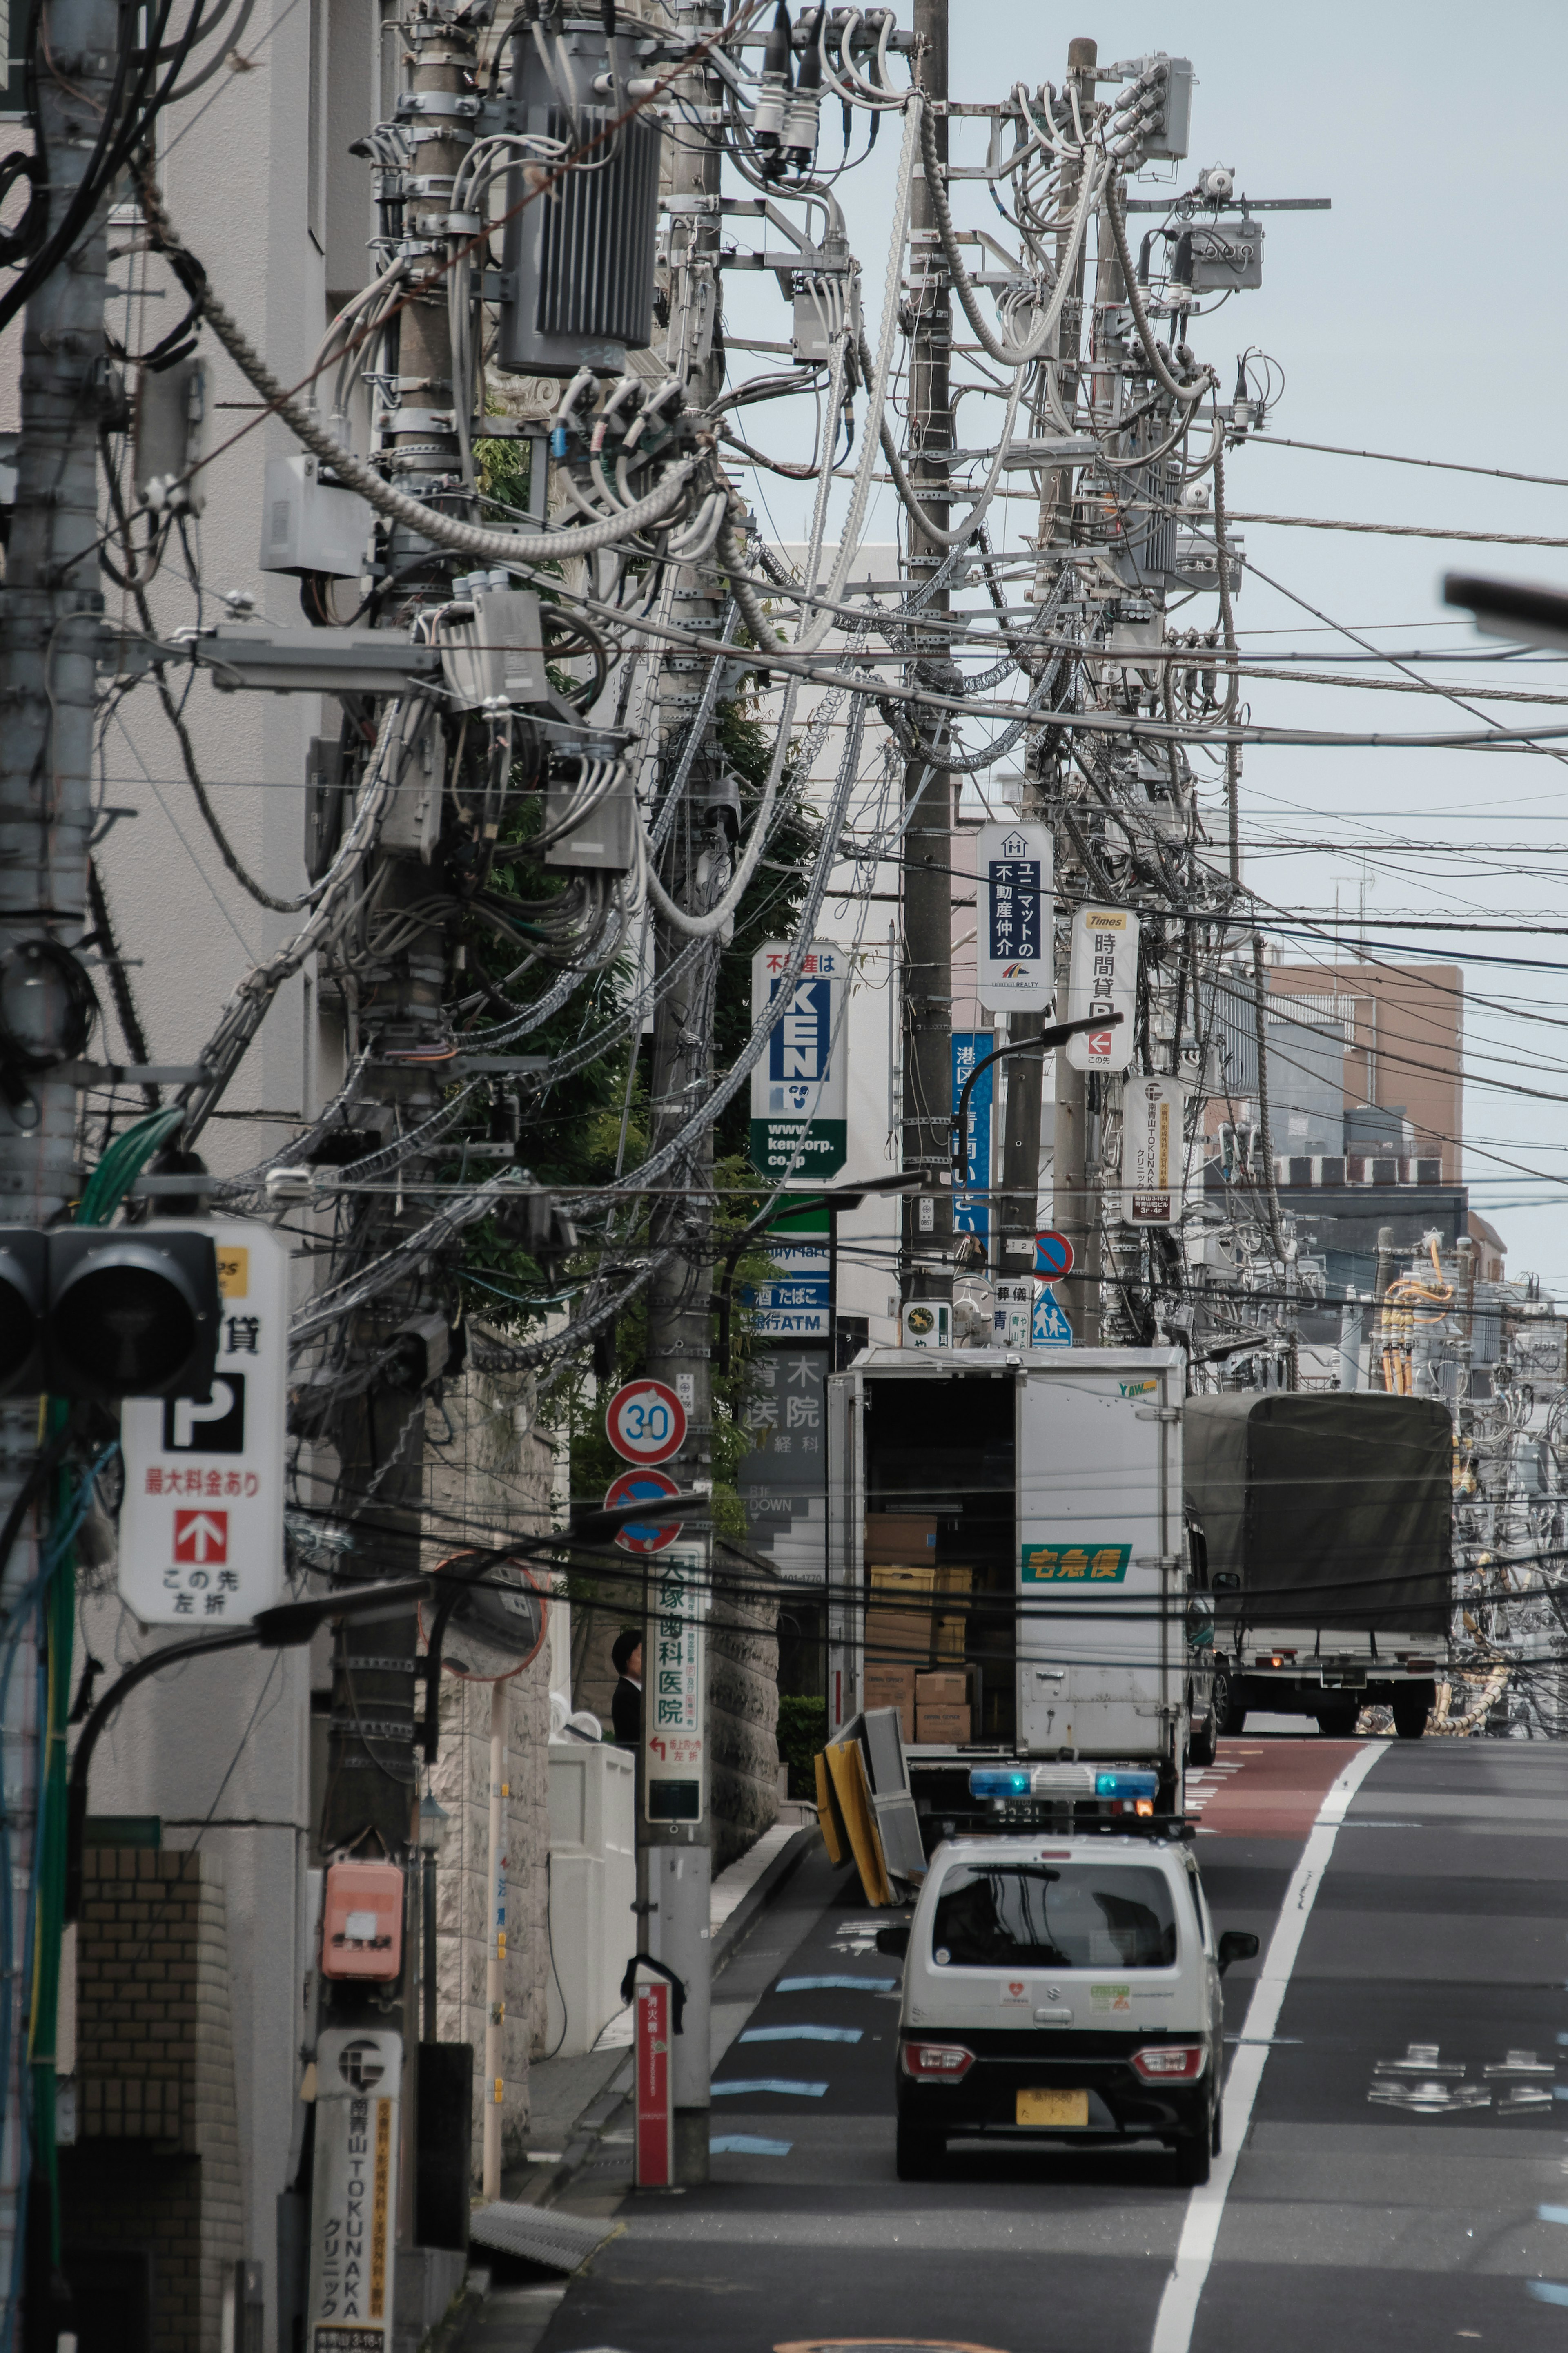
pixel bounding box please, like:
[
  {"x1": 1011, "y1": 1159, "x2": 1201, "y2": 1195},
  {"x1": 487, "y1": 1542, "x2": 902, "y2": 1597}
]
[
  {"x1": 1131, "y1": 2044, "x2": 1207, "y2": 2082},
  {"x1": 900, "y1": 2040, "x2": 975, "y2": 2081}
]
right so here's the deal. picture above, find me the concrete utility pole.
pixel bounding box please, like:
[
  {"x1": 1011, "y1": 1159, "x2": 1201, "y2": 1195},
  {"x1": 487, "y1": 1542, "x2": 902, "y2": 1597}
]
[
  {"x1": 1047, "y1": 34, "x2": 1098, "y2": 1343},
  {"x1": 899, "y1": 0, "x2": 954, "y2": 1323},
  {"x1": 640, "y1": 0, "x2": 725, "y2": 2190},
  {"x1": 316, "y1": 0, "x2": 478, "y2": 2273},
  {"x1": 0, "y1": 0, "x2": 118, "y2": 2305}
]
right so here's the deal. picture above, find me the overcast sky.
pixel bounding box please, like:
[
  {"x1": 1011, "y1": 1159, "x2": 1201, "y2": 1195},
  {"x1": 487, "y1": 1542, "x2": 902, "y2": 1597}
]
[{"x1": 722, "y1": 0, "x2": 1568, "y2": 1290}]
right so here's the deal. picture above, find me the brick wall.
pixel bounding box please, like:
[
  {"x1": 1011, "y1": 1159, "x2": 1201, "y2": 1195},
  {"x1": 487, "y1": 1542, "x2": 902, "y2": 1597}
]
[{"x1": 62, "y1": 1847, "x2": 245, "y2": 2353}]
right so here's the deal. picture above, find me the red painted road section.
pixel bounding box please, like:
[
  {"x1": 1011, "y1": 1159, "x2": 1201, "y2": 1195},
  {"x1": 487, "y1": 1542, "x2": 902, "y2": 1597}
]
[{"x1": 1194, "y1": 1737, "x2": 1372, "y2": 1839}]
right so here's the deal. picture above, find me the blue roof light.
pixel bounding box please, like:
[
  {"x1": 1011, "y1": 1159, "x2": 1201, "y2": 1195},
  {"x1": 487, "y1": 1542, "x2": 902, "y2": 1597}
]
[
  {"x1": 969, "y1": 1768, "x2": 1031, "y2": 1799},
  {"x1": 1095, "y1": 1770, "x2": 1160, "y2": 1800}
]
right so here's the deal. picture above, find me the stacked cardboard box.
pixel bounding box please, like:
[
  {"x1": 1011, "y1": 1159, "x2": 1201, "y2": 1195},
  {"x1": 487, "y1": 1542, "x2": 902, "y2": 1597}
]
[
  {"x1": 863, "y1": 1663, "x2": 916, "y2": 1743},
  {"x1": 865, "y1": 1560, "x2": 936, "y2": 1667},
  {"x1": 865, "y1": 1513, "x2": 938, "y2": 1566},
  {"x1": 933, "y1": 1564, "x2": 972, "y2": 1661},
  {"x1": 915, "y1": 1664, "x2": 980, "y2": 1744}
]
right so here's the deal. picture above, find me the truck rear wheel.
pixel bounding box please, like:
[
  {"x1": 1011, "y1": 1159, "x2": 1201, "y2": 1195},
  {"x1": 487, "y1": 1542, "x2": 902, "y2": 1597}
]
[
  {"x1": 1211, "y1": 1669, "x2": 1247, "y2": 1735},
  {"x1": 1392, "y1": 1682, "x2": 1434, "y2": 1740},
  {"x1": 1316, "y1": 1697, "x2": 1361, "y2": 1737}
]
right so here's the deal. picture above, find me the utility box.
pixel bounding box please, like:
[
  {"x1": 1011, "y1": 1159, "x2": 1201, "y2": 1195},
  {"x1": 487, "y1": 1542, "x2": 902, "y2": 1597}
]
[
  {"x1": 496, "y1": 20, "x2": 662, "y2": 377},
  {"x1": 545, "y1": 1742, "x2": 635, "y2": 2057},
  {"x1": 258, "y1": 453, "x2": 372, "y2": 579},
  {"x1": 1178, "y1": 216, "x2": 1265, "y2": 293},
  {"x1": 133, "y1": 356, "x2": 210, "y2": 515},
  {"x1": 320, "y1": 1858, "x2": 404, "y2": 1980}
]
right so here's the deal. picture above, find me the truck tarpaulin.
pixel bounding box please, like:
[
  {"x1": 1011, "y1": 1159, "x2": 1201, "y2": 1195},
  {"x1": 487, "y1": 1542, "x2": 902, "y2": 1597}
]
[{"x1": 1183, "y1": 1393, "x2": 1452, "y2": 1636}]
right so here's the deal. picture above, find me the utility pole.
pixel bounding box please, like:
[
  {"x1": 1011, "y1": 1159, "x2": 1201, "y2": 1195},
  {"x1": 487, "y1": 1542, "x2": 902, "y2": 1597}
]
[
  {"x1": 640, "y1": 0, "x2": 725, "y2": 2191},
  {"x1": 1046, "y1": 34, "x2": 1099, "y2": 1343},
  {"x1": 900, "y1": 0, "x2": 954, "y2": 1326},
  {"x1": 312, "y1": 0, "x2": 477, "y2": 2297},
  {"x1": 0, "y1": 0, "x2": 117, "y2": 2313}
]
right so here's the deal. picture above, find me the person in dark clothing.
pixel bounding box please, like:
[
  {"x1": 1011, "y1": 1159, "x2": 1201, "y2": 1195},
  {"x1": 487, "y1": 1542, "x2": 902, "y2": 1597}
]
[{"x1": 610, "y1": 1628, "x2": 642, "y2": 1747}]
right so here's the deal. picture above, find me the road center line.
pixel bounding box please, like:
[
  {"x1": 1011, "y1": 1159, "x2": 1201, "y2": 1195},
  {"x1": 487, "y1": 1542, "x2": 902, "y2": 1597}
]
[{"x1": 1149, "y1": 1741, "x2": 1388, "y2": 2353}]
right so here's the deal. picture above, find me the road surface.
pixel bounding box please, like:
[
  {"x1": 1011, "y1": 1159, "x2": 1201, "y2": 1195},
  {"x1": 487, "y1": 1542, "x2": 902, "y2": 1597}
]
[{"x1": 481, "y1": 1737, "x2": 1568, "y2": 2353}]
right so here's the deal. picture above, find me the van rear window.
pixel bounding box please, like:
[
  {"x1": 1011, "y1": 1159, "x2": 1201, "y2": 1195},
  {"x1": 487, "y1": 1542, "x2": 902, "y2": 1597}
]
[{"x1": 931, "y1": 1862, "x2": 1177, "y2": 1970}]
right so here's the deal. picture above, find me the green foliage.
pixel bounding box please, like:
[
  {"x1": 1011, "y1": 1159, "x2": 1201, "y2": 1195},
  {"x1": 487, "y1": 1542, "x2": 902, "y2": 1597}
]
[{"x1": 777, "y1": 1693, "x2": 828, "y2": 1797}]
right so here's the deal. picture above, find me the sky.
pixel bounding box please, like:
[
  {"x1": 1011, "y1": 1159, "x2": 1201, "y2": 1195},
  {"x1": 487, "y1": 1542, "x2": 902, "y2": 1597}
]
[{"x1": 718, "y1": 0, "x2": 1568, "y2": 1292}]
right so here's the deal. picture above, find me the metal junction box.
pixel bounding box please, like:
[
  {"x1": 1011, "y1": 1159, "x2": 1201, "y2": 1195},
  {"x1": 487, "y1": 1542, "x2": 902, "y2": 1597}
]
[
  {"x1": 1178, "y1": 216, "x2": 1265, "y2": 293},
  {"x1": 496, "y1": 21, "x2": 662, "y2": 377}
]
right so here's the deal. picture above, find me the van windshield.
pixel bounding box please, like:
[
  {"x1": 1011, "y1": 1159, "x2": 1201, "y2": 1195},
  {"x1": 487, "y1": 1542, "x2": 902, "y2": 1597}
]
[{"x1": 931, "y1": 1863, "x2": 1177, "y2": 1970}]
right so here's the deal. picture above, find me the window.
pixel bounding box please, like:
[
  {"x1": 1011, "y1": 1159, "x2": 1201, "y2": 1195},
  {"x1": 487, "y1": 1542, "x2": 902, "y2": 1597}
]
[{"x1": 931, "y1": 1863, "x2": 1178, "y2": 1971}]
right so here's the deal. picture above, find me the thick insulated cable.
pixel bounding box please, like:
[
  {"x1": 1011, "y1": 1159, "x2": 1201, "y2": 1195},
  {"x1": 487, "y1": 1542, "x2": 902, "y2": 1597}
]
[{"x1": 917, "y1": 95, "x2": 1102, "y2": 368}]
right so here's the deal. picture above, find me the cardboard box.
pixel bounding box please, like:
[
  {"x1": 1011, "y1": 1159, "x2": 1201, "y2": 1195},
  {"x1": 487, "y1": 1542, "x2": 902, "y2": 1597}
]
[
  {"x1": 865, "y1": 1514, "x2": 938, "y2": 1567},
  {"x1": 934, "y1": 1615, "x2": 967, "y2": 1659},
  {"x1": 869, "y1": 1561, "x2": 937, "y2": 1595},
  {"x1": 863, "y1": 1663, "x2": 917, "y2": 1745},
  {"x1": 916, "y1": 1668, "x2": 969, "y2": 1706},
  {"x1": 934, "y1": 1564, "x2": 973, "y2": 1596},
  {"x1": 915, "y1": 1701, "x2": 972, "y2": 1745},
  {"x1": 865, "y1": 1611, "x2": 931, "y2": 1666}
]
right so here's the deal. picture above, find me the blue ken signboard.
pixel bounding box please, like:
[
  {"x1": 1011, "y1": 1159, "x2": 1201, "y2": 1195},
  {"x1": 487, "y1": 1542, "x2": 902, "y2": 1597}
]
[
  {"x1": 976, "y1": 821, "x2": 1053, "y2": 1010},
  {"x1": 748, "y1": 940, "x2": 848, "y2": 1182}
]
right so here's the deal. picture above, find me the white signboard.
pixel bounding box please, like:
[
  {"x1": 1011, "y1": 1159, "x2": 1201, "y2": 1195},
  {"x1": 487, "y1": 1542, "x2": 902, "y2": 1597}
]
[
  {"x1": 118, "y1": 1221, "x2": 288, "y2": 1625},
  {"x1": 900, "y1": 1301, "x2": 952, "y2": 1350},
  {"x1": 1064, "y1": 906, "x2": 1139, "y2": 1071},
  {"x1": 976, "y1": 821, "x2": 1054, "y2": 1008},
  {"x1": 307, "y1": 2027, "x2": 402, "y2": 2353},
  {"x1": 646, "y1": 1541, "x2": 707, "y2": 1824},
  {"x1": 748, "y1": 940, "x2": 848, "y2": 1182},
  {"x1": 1123, "y1": 1074, "x2": 1189, "y2": 1227}
]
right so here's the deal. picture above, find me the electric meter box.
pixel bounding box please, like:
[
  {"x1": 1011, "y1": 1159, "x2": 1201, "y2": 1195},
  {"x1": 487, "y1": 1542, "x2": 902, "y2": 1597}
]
[
  {"x1": 1178, "y1": 217, "x2": 1265, "y2": 293},
  {"x1": 320, "y1": 1858, "x2": 405, "y2": 1981},
  {"x1": 259, "y1": 453, "x2": 372, "y2": 579},
  {"x1": 496, "y1": 18, "x2": 662, "y2": 377}
]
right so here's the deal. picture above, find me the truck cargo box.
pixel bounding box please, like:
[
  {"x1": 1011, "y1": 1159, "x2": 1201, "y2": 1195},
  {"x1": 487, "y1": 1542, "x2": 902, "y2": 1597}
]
[{"x1": 1183, "y1": 1392, "x2": 1452, "y2": 1637}]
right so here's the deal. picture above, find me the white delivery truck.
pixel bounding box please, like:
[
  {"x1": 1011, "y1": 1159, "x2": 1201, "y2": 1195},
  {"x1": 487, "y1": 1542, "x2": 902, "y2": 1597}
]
[
  {"x1": 1184, "y1": 1391, "x2": 1454, "y2": 1739},
  {"x1": 826, "y1": 1346, "x2": 1212, "y2": 1854}
]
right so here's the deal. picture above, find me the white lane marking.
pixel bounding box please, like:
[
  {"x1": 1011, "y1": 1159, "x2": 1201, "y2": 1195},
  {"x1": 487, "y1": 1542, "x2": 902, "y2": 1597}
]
[{"x1": 1149, "y1": 1740, "x2": 1388, "y2": 2353}]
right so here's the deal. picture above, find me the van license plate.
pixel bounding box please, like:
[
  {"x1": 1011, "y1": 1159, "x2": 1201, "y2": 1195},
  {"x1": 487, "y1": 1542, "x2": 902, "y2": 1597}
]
[{"x1": 1017, "y1": 2088, "x2": 1088, "y2": 2127}]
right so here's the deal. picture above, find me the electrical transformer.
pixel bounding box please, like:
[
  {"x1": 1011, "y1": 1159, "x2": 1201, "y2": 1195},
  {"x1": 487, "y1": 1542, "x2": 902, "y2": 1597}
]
[
  {"x1": 1177, "y1": 216, "x2": 1265, "y2": 293},
  {"x1": 497, "y1": 19, "x2": 662, "y2": 378}
]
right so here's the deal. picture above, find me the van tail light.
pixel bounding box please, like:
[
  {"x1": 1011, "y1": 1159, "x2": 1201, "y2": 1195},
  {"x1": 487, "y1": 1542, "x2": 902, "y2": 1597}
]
[
  {"x1": 1131, "y1": 2044, "x2": 1207, "y2": 2082},
  {"x1": 900, "y1": 2040, "x2": 975, "y2": 2081}
]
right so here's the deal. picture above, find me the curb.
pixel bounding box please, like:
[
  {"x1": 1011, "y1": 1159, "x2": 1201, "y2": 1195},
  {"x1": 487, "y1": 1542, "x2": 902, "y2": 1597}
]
[{"x1": 713, "y1": 1823, "x2": 823, "y2": 1965}]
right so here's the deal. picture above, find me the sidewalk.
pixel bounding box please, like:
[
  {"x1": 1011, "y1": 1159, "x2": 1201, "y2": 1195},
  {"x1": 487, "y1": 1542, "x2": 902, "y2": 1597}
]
[{"x1": 503, "y1": 1820, "x2": 821, "y2": 2210}]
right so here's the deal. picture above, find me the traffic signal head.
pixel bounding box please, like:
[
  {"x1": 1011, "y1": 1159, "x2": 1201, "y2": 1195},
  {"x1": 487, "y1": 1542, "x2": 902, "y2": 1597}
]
[{"x1": 0, "y1": 1226, "x2": 221, "y2": 1400}]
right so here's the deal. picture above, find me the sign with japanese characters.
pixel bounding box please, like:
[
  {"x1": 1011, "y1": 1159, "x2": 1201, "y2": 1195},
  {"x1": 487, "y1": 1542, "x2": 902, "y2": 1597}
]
[
  {"x1": 748, "y1": 941, "x2": 848, "y2": 1181},
  {"x1": 644, "y1": 1540, "x2": 707, "y2": 1822},
  {"x1": 1020, "y1": 1542, "x2": 1132, "y2": 1583},
  {"x1": 1122, "y1": 1073, "x2": 1188, "y2": 1227},
  {"x1": 118, "y1": 1220, "x2": 287, "y2": 1626},
  {"x1": 1064, "y1": 907, "x2": 1138, "y2": 1071},
  {"x1": 952, "y1": 1032, "x2": 997, "y2": 1250},
  {"x1": 736, "y1": 1346, "x2": 827, "y2": 1579},
  {"x1": 976, "y1": 821, "x2": 1053, "y2": 1008},
  {"x1": 307, "y1": 2028, "x2": 402, "y2": 2353}
]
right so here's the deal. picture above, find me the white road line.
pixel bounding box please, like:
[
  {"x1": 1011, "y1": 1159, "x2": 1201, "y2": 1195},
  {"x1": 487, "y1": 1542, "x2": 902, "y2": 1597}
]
[{"x1": 1149, "y1": 1740, "x2": 1388, "y2": 2353}]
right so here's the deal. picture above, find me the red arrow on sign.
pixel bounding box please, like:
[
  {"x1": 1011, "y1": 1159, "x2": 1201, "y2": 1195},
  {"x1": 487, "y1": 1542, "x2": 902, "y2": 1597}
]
[{"x1": 172, "y1": 1508, "x2": 228, "y2": 1565}]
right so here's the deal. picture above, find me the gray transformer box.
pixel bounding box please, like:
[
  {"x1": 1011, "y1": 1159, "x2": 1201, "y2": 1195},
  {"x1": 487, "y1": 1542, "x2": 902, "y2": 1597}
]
[
  {"x1": 496, "y1": 23, "x2": 662, "y2": 379},
  {"x1": 1180, "y1": 216, "x2": 1264, "y2": 293}
]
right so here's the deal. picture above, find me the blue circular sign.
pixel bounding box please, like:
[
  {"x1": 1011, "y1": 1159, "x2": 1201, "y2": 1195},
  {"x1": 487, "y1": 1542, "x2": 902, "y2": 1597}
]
[{"x1": 1033, "y1": 1229, "x2": 1074, "y2": 1285}]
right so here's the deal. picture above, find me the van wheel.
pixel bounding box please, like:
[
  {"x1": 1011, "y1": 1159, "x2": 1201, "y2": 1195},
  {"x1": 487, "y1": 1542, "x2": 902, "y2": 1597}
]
[
  {"x1": 1187, "y1": 1714, "x2": 1217, "y2": 1769},
  {"x1": 895, "y1": 2122, "x2": 944, "y2": 2180},
  {"x1": 1211, "y1": 2097, "x2": 1222, "y2": 2157},
  {"x1": 1212, "y1": 1670, "x2": 1247, "y2": 1735},
  {"x1": 1173, "y1": 2131, "x2": 1211, "y2": 2187}
]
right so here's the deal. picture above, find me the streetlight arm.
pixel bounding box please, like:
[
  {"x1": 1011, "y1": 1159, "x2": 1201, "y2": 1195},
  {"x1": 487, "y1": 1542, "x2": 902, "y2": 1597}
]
[{"x1": 951, "y1": 1012, "x2": 1125, "y2": 1184}]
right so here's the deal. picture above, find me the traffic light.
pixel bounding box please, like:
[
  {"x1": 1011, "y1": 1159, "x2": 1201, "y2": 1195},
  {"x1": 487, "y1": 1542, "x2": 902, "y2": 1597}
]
[{"x1": 0, "y1": 1226, "x2": 220, "y2": 1399}]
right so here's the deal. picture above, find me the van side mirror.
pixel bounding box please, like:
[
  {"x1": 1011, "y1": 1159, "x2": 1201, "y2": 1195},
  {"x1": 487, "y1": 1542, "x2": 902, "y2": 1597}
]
[
  {"x1": 1212, "y1": 1571, "x2": 1242, "y2": 1594},
  {"x1": 875, "y1": 1923, "x2": 910, "y2": 1958},
  {"x1": 1217, "y1": 1929, "x2": 1259, "y2": 1975}
]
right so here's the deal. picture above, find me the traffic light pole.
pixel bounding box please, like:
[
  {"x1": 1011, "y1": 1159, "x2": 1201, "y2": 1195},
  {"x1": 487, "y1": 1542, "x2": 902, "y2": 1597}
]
[{"x1": 0, "y1": 0, "x2": 120, "y2": 2313}]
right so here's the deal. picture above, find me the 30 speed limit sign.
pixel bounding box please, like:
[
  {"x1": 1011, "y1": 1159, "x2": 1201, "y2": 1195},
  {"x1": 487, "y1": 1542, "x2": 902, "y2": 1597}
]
[{"x1": 605, "y1": 1378, "x2": 687, "y2": 1467}]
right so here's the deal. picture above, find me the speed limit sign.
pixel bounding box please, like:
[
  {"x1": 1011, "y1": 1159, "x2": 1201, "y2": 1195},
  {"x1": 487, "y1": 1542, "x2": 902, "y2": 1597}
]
[{"x1": 606, "y1": 1378, "x2": 688, "y2": 1467}]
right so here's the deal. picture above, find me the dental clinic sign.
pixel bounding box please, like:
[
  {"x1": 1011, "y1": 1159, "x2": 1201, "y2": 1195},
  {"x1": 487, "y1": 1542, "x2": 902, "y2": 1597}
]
[{"x1": 748, "y1": 941, "x2": 848, "y2": 1182}]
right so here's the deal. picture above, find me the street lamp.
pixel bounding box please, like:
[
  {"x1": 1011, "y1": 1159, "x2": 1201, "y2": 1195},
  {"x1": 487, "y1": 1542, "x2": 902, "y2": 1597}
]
[
  {"x1": 416, "y1": 1792, "x2": 450, "y2": 2044},
  {"x1": 65, "y1": 1575, "x2": 433, "y2": 1921}
]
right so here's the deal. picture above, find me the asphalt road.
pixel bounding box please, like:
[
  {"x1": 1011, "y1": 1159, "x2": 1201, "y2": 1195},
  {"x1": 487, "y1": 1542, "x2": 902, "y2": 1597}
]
[{"x1": 511, "y1": 1736, "x2": 1568, "y2": 2353}]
